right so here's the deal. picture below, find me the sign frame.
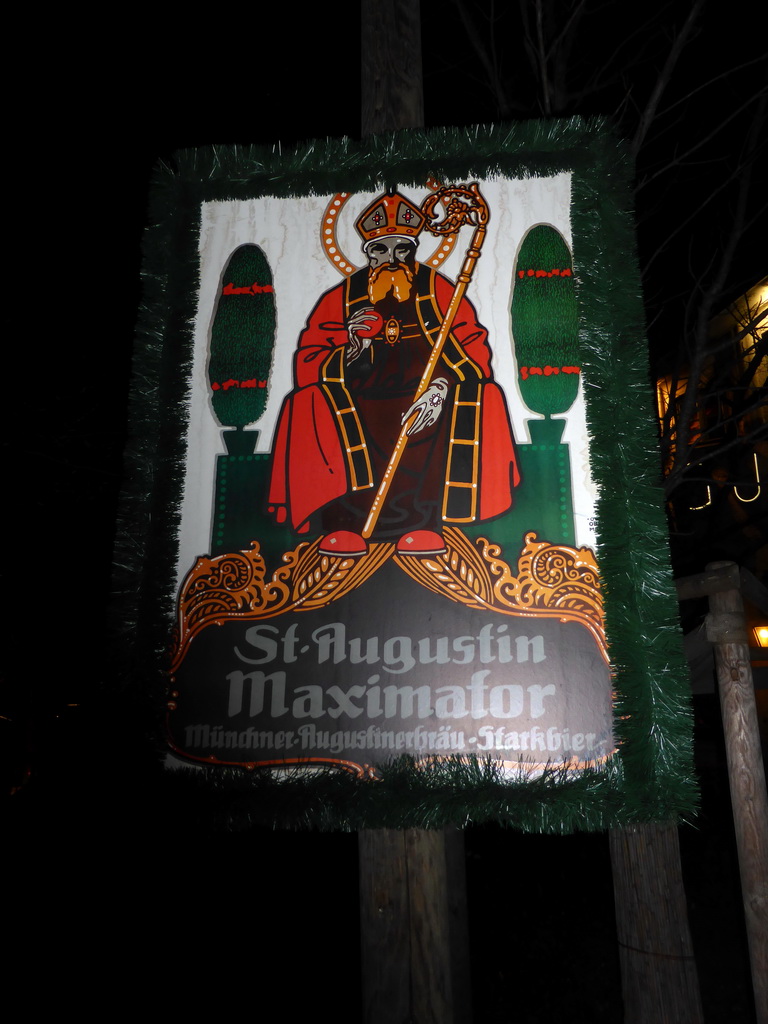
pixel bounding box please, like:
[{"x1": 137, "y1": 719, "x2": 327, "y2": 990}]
[{"x1": 118, "y1": 119, "x2": 697, "y2": 831}]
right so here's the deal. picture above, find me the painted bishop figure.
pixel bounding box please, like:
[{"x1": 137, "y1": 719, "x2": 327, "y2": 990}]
[{"x1": 267, "y1": 188, "x2": 520, "y2": 557}]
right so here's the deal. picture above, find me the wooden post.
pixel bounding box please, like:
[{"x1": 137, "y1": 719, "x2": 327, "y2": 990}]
[
  {"x1": 609, "y1": 823, "x2": 703, "y2": 1024},
  {"x1": 359, "y1": 829, "x2": 472, "y2": 1024},
  {"x1": 706, "y1": 561, "x2": 768, "y2": 1024},
  {"x1": 358, "y1": 5, "x2": 472, "y2": 1022},
  {"x1": 603, "y1": 564, "x2": 768, "y2": 1019},
  {"x1": 361, "y1": 0, "x2": 424, "y2": 136}
]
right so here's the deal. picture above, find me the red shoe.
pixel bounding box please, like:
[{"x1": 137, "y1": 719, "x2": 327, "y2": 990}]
[
  {"x1": 319, "y1": 530, "x2": 368, "y2": 557},
  {"x1": 396, "y1": 530, "x2": 446, "y2": 556}
]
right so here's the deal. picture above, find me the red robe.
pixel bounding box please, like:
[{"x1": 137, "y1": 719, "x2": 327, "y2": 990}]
[{"x1": 268, "y1": 264, "x2": 519, "y2": 534}]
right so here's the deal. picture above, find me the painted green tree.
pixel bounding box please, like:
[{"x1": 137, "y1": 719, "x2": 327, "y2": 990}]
[
  {"x1": 208, "y1": 244, "x2": 276, "y2": 432},
  {"x1": 511, "y1": 224, "x2": 580, "y2": 419}
]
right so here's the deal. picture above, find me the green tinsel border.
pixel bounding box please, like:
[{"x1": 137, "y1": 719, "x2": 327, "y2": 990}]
[{"x1": 114, "y1": 119, "x2": 697, "y2": 831}]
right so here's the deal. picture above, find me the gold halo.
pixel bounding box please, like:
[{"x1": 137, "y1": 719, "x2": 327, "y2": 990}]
[
  {"x1": 320, "y1": 180, "x2": 459, "y2": 277},
  {"x1": 320, "y1": 192, "x2": 358, "y2": 276}
]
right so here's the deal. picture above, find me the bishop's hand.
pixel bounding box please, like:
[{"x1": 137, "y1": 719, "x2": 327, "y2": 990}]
[
  {"x1": 345, "y1": 307, "x2": 381, "y2": 363},
  {"x1": 402, "y1": 378, "x2": 449, "y2": 436}
]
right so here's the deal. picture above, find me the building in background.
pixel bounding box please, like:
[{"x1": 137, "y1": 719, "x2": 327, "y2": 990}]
[
  {"x1": 658, "y1": 278, "x2": 768, "y2": 710},
  {"x1": 657, "y1": 276, "x2": 767, "y2": 579}
]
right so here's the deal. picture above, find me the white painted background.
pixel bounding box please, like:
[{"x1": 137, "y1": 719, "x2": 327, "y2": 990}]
[{"x1": 176, "y1": 175, "x2": 598, "y2": 584}]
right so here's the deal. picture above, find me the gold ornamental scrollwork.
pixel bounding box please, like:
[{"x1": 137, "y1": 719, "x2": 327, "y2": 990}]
[
  {"x1": 172, "y1": 530, "x2": 607, "y2": 671},
  {"x1": 171, "y1": 539, "x2": 393, "y2": 672},
  {"x1": 395, "y1": 529, "x2": 607, "y2": 662}
]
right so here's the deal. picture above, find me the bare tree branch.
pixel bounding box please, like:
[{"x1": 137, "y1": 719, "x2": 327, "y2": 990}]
[
  {"x1": 653, "y1": 53, "x2": 768, "y2": 126},
  {"x1": 641, "y1": 160, "x2": 766, "y2": 275},
  {"x1": 535, "y1": 0, "x2": 553, "y2": 114},
  {"x1": 449, "y1": 0, "x2": 512, "y2": 117},
  {"x1": 630, "y1": 0, "x2": 705, "y2": 159},
  {"x1": 637, "y1": 85, "x2": 768, "y2": 191}
]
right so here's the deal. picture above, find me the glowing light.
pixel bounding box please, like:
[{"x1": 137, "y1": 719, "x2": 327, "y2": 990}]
[
  {"x1": 689, "y1": 485, "x2": 712, "y2": 510},
  {"x1": 734, "y1": 453, "x2": 761, "y2": 503}
]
